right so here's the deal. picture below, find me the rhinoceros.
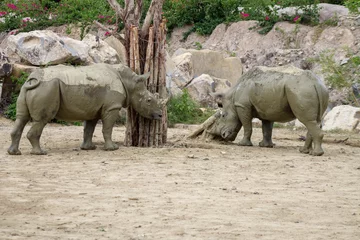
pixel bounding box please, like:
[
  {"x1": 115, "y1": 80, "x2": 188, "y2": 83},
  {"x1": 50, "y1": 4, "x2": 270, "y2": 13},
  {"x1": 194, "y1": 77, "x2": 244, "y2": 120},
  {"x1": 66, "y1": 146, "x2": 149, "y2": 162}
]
[
  {"x1": 209, "y1": 65, "x2": 329, "y2": 156},
  {"x1": 8, "y1": 63, "x2": 163, "y2": 155}
]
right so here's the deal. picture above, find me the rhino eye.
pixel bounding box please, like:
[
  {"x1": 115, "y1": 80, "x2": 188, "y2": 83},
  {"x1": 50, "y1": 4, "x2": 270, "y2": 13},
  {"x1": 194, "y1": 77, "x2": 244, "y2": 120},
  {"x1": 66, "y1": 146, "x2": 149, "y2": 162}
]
[
  {"x1": 146, "y1": 98, "x2": 152, "y2": 103},
  {"x1": 222, "y1": 112, "x2": 228, "y2": 118}
]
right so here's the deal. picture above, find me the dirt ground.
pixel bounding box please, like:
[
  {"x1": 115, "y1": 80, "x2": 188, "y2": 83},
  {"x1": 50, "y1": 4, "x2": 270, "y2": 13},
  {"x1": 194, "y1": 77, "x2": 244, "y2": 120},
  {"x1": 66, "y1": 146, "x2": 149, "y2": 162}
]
[{"x1": 0, "y1": 117, "x2": 359, "y2": 240}]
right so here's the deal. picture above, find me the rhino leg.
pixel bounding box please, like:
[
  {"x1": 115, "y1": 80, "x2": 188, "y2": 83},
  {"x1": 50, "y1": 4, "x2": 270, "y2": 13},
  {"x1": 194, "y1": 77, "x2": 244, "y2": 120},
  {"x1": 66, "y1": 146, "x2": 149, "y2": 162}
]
[
  {"x1": 25, "y1": 79, "x2": 60, "y2": 155},
  {"x1": 81, "y1": 119, "x2": 98, "y2": 150},
  {"x1": 236, "y1": 107, "x2": 253, "y2": 146},
  {"x1": 27, "y1": 121, "x2": 48, "y2": 155},
  {"x1": 101, "y1": 110, "x2": 119, "y2": 151},
  {"x1": 299, "y1": 131, "x2": 313, "y2": 154},
  {"x1": 300, "y1": 121, "x2": 324, "y2": 156},
  {"x1": 259, "y1": 120, "x2": 274, "y2": 147},
  {"x1": 8, "y1": 117, "x2": 30, "y2": 155}
]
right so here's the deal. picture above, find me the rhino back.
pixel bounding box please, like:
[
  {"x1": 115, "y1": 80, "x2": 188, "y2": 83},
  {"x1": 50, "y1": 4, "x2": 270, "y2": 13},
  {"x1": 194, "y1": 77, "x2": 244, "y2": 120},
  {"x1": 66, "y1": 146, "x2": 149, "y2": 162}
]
[
  {"x1": 233, "y1": 66, "x2": 321, "y2": 122},
  {"x1": 29, "y1": 64, "x2": 127, "y2": 121}
]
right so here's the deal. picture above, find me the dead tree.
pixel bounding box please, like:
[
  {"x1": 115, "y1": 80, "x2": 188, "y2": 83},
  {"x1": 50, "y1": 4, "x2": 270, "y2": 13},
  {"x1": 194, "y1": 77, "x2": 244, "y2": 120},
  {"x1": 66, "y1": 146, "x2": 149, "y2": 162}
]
[{"x1": 97, "y1": 0, "x2": 167, "y2": 147}]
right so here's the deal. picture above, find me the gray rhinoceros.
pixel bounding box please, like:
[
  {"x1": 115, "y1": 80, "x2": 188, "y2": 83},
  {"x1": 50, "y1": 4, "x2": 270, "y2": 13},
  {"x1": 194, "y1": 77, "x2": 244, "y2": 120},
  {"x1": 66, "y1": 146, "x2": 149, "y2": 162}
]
[
  {"x1": 209, "y1": 65, "x2": 329, "y2": 156},
  {"x1": 8, "y1": 63, "x2": 163, "y2": 155}
]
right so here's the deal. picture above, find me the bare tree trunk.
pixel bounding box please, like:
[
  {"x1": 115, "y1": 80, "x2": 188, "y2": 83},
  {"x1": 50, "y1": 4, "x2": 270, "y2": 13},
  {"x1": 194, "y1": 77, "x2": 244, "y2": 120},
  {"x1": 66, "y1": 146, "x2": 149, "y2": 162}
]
[{"x1": 105, "y1": 0, "x2": 167, "y2": 147}]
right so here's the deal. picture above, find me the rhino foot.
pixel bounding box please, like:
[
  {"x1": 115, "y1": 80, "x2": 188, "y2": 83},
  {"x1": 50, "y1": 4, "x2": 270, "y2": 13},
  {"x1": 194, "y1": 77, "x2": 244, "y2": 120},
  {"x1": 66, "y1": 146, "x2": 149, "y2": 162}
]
[
  {"x1": 8, "y1": 148, "x2": 22, "y2": 155},
  {"x1": 239, "y1": 139, "x2": 253, "y2": 146},
  {"x1": 81, "y1": 143, "x2": 97, "y2": 150},
  {"x1": 310, "y1": 149, "x2": 324, "y2": 156},
  {"x1": 299, "y1": 146, "x2": 311, "y2": 154},
  {"x1": 30, "y1": 149, "x2": 47, "y2": 155},
  {"x1": 259, "y1": 140, "x2": 274, "y2": 148},
  {"x1": 104, "y1": 142, "x2": 119, "y2": 151}
]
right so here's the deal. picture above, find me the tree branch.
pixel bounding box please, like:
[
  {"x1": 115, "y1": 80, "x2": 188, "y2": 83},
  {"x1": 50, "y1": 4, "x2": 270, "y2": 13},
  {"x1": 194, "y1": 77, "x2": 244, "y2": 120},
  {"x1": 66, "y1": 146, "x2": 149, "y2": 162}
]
[
  {"x1": 93, "y1": 20, "x2": 125, "y2": 44},
  {"x1": 141, "y1": 0, "x2": 157, "y2": 38},
  {"x1": 107, "y1": 0, "x2": 124, "y2": 18}
]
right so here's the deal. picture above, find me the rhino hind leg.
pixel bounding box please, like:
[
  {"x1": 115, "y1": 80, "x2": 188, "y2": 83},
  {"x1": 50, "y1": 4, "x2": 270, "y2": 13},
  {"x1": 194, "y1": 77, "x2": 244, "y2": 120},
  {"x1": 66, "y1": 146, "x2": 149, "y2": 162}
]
[
  {"x1": 299, "y1": 120, "x2": 324, "y2": 156},
  {"x1": 8, "y1": 117, "x2": 30, "y2": 155},
  {"x1": 27, "y1": 121, "x2": 48, "y2": 155},
  {"x1": 81, "y1": 119, "x2": 98, "y2": 150},
  {"x1": 101, "y1": 110, "x2": 120, "y2": 151},
  {"x1": 259, "y1": 120, "x2": 274, "y2": 148},
  {"x1": 299, "y1": 131, "x2": 313, "y2": 154}
]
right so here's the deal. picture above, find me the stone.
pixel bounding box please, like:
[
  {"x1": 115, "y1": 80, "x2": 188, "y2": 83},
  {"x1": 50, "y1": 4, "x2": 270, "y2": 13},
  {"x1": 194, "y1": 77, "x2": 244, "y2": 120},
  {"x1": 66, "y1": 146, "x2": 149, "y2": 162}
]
[
  {"x1": 172, "y1": 48, "x2": 242, "y2": 85},
  {"x1": 185, "y1": 74, "x2": 231, "y2": 107},
  {"x1": 5, "y1": 30, "x2": 82, "y2": 66},
  {"x1": 104, "y1": 35, "x2": 127, "y2": 63},
  {"x1": 82, "y1": 34, "x2": 120, "y2": 64},
  {"x1": 322, "y1": 105, "x2": 360, "y2": 131}
]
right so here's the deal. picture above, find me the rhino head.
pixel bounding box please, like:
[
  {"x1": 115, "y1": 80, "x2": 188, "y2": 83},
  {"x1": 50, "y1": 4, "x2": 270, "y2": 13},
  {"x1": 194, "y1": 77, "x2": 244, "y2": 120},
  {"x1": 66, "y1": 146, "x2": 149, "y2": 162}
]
[
  {"x1": 208, "y1": 92, "x2": 242, "y2": 141},
  {"x1": 127, "y1": 72, "x2": 163, "y2": 120}
]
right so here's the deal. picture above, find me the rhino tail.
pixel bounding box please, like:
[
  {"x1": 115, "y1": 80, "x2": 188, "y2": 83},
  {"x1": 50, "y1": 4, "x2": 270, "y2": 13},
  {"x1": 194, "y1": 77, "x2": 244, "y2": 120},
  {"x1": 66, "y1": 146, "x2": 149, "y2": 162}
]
[
  {"x1": 22, "y1": 78, "x2": 41, "y2": 90},
  {"x1": 314, "y1": 82, "x2": 328, "y2": 124}
]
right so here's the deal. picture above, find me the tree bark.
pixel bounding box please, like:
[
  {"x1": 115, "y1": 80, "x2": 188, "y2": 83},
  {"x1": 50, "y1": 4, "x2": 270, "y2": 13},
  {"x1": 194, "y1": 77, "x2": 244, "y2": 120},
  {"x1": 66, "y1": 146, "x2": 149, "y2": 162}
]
[{"x1": 105, "y1": 0, "x2": 167, "y2": 147}]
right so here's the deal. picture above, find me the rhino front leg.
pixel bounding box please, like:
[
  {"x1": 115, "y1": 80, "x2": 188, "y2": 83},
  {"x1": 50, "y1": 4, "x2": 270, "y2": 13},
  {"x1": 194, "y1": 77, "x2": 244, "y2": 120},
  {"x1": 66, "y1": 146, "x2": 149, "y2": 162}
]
[
  {"x1": 259, "y1": 120, "x2": 274, "y2": 147},
  {"x1": 236, "y1": 108, "x2": 253, "y2": 146},
  {"x1": 27, "y1": 121, "x2": 47, "y2": 155},
  {"x1": 102, "y1": 110, "x2": 119, "y2": 151},
  {"x1": 8, "y1": 117, "x2": 30, "y2": 155},
  {"x1": 81, "y1": 119, "x2": 98, "y2": 150}
]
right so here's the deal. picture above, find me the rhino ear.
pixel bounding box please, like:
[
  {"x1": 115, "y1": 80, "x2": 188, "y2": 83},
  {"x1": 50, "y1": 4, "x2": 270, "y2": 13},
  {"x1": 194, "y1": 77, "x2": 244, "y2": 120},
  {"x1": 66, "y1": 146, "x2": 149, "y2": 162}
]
[
  {"x1": 135, "y1": 72, "x2": 150, "y2": 83},
  {"x1": 210, "y1": 92, "x2": 225, "y2": 108}
]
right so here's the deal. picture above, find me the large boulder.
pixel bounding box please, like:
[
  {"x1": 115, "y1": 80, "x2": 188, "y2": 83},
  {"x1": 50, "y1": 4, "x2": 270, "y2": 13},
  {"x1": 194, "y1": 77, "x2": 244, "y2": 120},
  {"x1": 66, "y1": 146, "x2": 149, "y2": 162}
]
[
  {"x1": 172, "y1": 48, "x2": 242, "y2": 85},
  {"x1": 82, "y1": 34, "x2": 120, "y2": 64},
  {"x1": 4, "y1": 30, "x2": 85, "y2": 66},
  {"x1": 104, "y1": 35, "x2": 126, "y2": 64},
  {"x1": 185, "y1": 74, "x2": 231, "y2": 107},
  {"x1": 322, "y1": 105, "x2": 360, "y2": 131}
]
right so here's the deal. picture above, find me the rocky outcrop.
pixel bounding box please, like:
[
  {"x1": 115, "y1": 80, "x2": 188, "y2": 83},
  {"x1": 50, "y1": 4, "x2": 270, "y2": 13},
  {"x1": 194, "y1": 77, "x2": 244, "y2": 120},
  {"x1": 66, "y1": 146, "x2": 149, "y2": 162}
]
[
  {"x1": 167, "y1": 48, "x2": 241, "y2": 106},
  {"x1": 4, "y1": 30, "x2": 81, "y2": 66},
  {"x1": 2, "y1": 30, "x2": 121, "y2": 66},
  {"x1": 186, "y1": 74, "x2": 231, "y2": 107},
  {"x1": 82, "y1": 34, "x2": 120, "y2": 64},
  {"x1": 322, "y1": 105, "x2": 360, "y2": 131}
]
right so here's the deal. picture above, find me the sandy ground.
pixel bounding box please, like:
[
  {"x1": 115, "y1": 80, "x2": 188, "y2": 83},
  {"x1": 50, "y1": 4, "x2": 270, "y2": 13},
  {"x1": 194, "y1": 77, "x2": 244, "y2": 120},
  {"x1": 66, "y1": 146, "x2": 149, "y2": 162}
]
[{"x1": 0, "y1": 117, "x2": 359, "y2": 240}]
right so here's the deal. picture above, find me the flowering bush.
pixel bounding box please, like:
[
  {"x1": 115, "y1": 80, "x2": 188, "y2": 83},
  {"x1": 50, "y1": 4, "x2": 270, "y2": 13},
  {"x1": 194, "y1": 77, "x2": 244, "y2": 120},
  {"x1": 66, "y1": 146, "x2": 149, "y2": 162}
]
[{"x1": 0, "y1": 0, "x2": 115, "y2": 35}]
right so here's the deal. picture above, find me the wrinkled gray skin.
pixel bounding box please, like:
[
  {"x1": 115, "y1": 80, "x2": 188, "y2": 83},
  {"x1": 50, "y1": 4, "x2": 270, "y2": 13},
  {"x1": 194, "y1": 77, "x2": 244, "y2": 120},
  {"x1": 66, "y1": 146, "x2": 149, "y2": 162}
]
[
  {"x1": 8, "y1": 63, "x2": 163, "y2": 155},
  {"x1": 209, "y1": 66, "x2": 329, "y2": 156}
]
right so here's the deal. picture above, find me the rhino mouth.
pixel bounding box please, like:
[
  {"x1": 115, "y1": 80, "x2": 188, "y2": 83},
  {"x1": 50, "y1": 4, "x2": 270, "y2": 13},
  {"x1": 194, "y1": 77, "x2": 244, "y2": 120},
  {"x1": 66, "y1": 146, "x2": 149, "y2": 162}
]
[
  {"x1": 221, "y1": 129, "x2": 237, "y2": 141},
  {"x1": 152, "y1": 112, "x2": 162, "y2": 120}
]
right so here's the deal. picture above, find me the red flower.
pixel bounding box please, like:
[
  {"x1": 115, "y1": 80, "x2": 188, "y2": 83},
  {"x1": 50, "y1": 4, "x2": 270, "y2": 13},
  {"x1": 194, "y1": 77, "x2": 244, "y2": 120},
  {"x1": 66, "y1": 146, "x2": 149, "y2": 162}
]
[
  {"x1": 265, "y1": 16, "x2": 270, "y2": 21},
  {"x1": 293, "y1": 16, "x2": 300, "y2": 22},
  {"x1": 9, "y1": 30, "x2": 18, "y2": 35},
  {"x1": 104, "y1": 31, "x2": 111, "y2": 36},
  {"x1": 241, "y1": 12, "x2": 250, "y2": 18},
  {"x1": 0, "y1": 11, "x2": 7, "y2": 17},
  {"x1": 6, "y1": 3, "x2": 18, "y2": 10},
  {"x1": 98, "y1": 15, "x2": 105, "y2": 19}
]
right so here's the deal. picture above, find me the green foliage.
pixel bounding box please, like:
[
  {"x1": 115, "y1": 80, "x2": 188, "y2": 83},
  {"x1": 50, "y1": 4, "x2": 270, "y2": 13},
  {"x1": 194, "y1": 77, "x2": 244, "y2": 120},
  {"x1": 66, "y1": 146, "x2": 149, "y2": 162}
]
[
  {"x1": 0, "y1": 0, "x2": 115, "y2": 33},
  {"x1": 345, "y1": 0, "x2": 360, "y2": 13},
  {"x1": 312, "y1": 50, "x2": 360, "y2": 106},
  {"x1": 4, "y1": 72, "x2": 29, "y2": 120},
  {"x1": 167, "y1": 89, "x2": 214, "y2": 127}
]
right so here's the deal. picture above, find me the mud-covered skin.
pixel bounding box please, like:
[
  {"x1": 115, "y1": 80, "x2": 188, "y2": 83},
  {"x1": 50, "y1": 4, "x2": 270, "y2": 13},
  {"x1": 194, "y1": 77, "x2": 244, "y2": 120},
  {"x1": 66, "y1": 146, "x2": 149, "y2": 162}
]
[
  {"x1": 209, "y1": 65, "x2": 329, "y2": 156},
  {"x1": 8, "y1": 63, "x2": 163, "y2": 155}
]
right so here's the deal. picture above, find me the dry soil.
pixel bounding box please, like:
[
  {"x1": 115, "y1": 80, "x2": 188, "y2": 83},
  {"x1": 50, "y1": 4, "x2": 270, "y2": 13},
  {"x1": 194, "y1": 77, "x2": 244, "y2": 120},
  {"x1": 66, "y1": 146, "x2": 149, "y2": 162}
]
[{"x1": 0, "y1": 117, "x2": 359, "y2": 240}]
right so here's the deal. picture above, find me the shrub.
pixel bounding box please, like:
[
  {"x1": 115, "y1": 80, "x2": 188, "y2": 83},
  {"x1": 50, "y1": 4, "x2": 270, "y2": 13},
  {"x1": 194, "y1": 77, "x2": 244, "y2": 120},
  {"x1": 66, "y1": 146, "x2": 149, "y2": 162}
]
[
  {"x1": 312, "y1": 50, "x2": 360, "y2": 106},
  {"x1": 4, "y1": 72, "x2": 29, "y2": 121},
  {"x1": 0, "y1": 0, "x2": 115, "y2": 34},
  {"x1": 167, "y1": 89, "x2": 214, "y2": 127},
  {"x1": 345, "y1": 0, "x2": 360, "y2": 13}
]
